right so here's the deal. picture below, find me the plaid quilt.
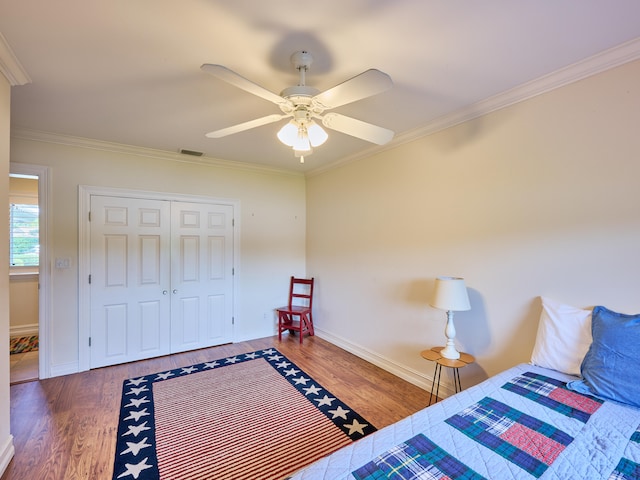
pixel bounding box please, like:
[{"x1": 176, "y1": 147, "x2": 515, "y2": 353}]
[
  {"x1": 609, "y1": 424, "x2": 640, "y2": 480},
  {"x1": 352, "y1": 433, "x2": 485, "y2": 480},
  {"x1": 502, "y1": 371, "x2": 603, "y2": 423},
  {"x1": 446, "y1": 397, "x2": 573, "y2": 478},
  {"x1": 289, "y1": 364, "x2": 640, "y2": 480}
]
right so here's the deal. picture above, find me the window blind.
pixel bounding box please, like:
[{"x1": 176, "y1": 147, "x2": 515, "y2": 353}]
[{"x1": 9, "y1": 203, "x2": 39, "y2": 267}]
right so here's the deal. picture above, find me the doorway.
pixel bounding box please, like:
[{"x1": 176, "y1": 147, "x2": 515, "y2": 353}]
[{"x1": 8, "y1": 163, "x2": 50, "y2": 382}]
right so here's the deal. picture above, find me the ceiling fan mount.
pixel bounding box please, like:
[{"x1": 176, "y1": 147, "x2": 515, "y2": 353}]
[
  {"x1": 289, "y1": 50, "x2": 314, "y2": 71},
  {"x1": 201, "y1": 50, "x2": 395, "y2": 160}
]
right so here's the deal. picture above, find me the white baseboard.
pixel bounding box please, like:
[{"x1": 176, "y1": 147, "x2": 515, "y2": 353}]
[
  {"x1": 0, "y1": 435, "x2": 15, "y2": 476},
  {"x1": 314, "y1": 328, "x2": 456, "y2": 399},
  {"x1": 9, "y1": 324, "x2": 38, "y2": 338}
]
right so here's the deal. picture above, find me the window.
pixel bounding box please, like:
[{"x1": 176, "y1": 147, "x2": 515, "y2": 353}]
[{"x1": 9, "y1": 203, "x2": 39, "y2": 267}]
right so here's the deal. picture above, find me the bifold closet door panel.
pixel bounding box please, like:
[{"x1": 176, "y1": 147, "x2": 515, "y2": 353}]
[
  {"x1": 89, "y1": 196, "x2": 172, "y2": 369},
  {"x1": 170, "y1": 201, "x2": 234, "y2": 354}
]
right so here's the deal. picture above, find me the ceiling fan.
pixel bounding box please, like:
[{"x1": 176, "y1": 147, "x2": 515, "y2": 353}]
[{"x1": 201, "y1": 51, "x2": 394, "y2": 162}]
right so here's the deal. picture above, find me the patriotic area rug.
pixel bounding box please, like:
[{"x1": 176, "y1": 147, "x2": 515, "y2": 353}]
[{"x1": 113, "y1": 348, "x2": 377, "y2": 480}]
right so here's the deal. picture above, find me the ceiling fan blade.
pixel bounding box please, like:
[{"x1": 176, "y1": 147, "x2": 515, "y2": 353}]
[
  {"x1": 206, "y1": 114, "x2": 288, "y2": 138},
  {"x1": 322, "y1": 113, "x2": 394, "y2": 145},
  {"x1": 313, "y1": 69, "x2": 393, "y2": 110},
  {"x1": 201, "y1": 64, "x2": 288, "y2": 106}
]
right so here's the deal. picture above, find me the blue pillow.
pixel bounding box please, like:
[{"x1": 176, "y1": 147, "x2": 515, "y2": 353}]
[{"x1": 567, "y1": 305, "x2": 640, "y2": 408}]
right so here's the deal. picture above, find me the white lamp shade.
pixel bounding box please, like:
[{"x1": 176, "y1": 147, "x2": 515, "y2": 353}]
[
  {"x1": 307, "y1": 121, "x2": 328, "y2": 147},
  {"x1": 292, "y1": 132, "x2": 311, "y2": 151},
  {"x1": 430, "y1": 276, "x2": 470, "y2": 311},
  {"x1": 277, "y1": 121, "x2": 298, "y2": 147}
]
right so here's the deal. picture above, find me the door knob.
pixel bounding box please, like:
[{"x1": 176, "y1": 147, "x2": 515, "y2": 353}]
[
  {"x1": 162, "y1": 290, "x2": 168, "y2": 295},
  {"x1": 173, "y1": 289, "x2": 178, "y2": 294}
]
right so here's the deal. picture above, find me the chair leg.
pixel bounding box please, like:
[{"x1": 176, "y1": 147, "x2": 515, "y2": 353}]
[
  {"x1": 299, "y1": 314, "x2": 312, "y2": 344},
  {"x1": 308, "y1": 313, "x2": 314, "y2": 336},
  {"x1": 278, "y1": 312, "x2": 290, "y2": 341}
]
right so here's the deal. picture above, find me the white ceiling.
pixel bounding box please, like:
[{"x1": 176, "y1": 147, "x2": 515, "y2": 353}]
[{"x1": 2, "y1": 0, "x2": 640, "y2": 173}]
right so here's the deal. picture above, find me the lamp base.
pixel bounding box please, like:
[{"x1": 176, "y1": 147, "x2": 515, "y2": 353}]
[
  {"x1": 440, "y1": 344, "x2": 460, "y2": 360},
  {"x1": 441, "y1": 310, "x2": 460, "y2": 359}
]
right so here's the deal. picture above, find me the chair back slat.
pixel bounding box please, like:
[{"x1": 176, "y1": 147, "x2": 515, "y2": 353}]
[{"x1": 288, "y1": 276, "x2": 314, "y2": 310}]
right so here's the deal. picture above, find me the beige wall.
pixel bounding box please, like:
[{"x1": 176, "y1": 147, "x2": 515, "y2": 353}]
[
  {"x1": 8, "y1": 176, "x2": 37, "y2": 202},
  {"x1": 10, "y1": 140, "x2": 307, "y2": 376},
  {"x1": 0, "y1": 73, "x2": 15, "y2": 471},
  {"x1": 8, "y1": 277, "x2": 38, "y2": 335},
  {"x1": 307, "y1": 59, "x2": 640, "y2": 391}
]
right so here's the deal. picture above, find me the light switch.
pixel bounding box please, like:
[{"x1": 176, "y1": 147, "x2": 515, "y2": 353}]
[{"x1": 55, "y1": 257, "x2": 71, "y2": 269}]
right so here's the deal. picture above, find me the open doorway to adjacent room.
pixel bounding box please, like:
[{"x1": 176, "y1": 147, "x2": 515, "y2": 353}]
[
  {"x1": 8, "y1": 163, "x2": 50, "y2": 384},
  {"x1": 8, "y1": 173, "x2": 39, "y2": 383}
]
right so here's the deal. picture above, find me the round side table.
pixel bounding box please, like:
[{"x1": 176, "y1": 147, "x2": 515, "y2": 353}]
[{"x1": 421, "y1": 347, "x2": 475, "y2": 406}]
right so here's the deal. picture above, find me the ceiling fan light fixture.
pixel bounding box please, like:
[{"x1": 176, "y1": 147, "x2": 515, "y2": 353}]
[
  {"x1": 292, "y1": 130, "x2": 312, "y2": 152},
  {"x1": 276, "y1": 121, "x2": 298, "y2": 147},
  {"x1": 307, "y1": 121, "x2": 328, "y2": 147},
  {"x1": 294, "y1": 148, "x2": 312, "y2": 158}
]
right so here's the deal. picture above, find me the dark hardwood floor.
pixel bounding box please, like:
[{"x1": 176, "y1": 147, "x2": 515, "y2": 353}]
[{"x1": 2, "y1": 335, "x2": 430, "y2": 480}]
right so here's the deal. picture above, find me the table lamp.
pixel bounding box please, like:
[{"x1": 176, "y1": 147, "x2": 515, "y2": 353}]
[{"x1": 430, "y1": 276, "x2": 471, "y2": 359}]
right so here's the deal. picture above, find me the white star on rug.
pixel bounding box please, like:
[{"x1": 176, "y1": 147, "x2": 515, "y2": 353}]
[
  {"x1": 121, "y1": 437, "x2": 152, "y2": 456},
  {"x1": 314, "y1": 395, "x2": 336, "y2": 407},
  {"x1": 125, "y1": 397, "x2": 149, "y2": 409},
  {"x1": 203, "y1": 361, "x2": 219, "y2": 369},
  {"x1": 126, "y1": 378, "x2": 147, "y2": 387},
  {"x1": 155, "y1": 372, "x2": 174, "y2": 380},
  {"x1": 180, "y1": 366, "x2": 198, "y2": 374},
  {"x1": 268, "y1": 354, "x2": 283, "y2": 361},
  {"x1": 293, "y1": 376, "x2": 310, "y2": 385},
  {"x1": 123, "y1": 422, "x2": 151, "y2": 438},
  {"x1": 244, "y1": 352, "x2": 259, "y2": 359},
  {"x1": 283, "y1": 368, "x2": 300, "y2": 377},
  {"x1": 328, "y1": 406, "x2": 351, "y2": 420},
  {"x1": 124, "y1": 408, "x2": 150, "y2": 422},
  {"x1": 275, "y1": 360, "x2": 291, "y2": 369},
  {"x1": 225, "y1": 356, "x2": 240, "y2": 364},
  {"x1": 344, "y1": 419, "x2": 369, "y2": 436},
  {"x1": 262, "y1": 348, "x2": 276, "y2": 355},
  {"x1": 116, "y1": 457, "x2": 153, "y2": 479},
  {"x1": 303, "y1": 385, "x2": 322, "y2": 396},
  {"x1": 126, "y1": 386, "x2": 149, "y2": 396}
]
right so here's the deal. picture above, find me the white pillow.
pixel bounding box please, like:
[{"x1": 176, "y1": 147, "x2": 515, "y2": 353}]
[{"x1": 530, "y1": 296, "x2": 592, "y2": 376}]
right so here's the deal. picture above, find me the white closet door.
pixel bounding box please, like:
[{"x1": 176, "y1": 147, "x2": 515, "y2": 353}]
[
  {"x1": 89, "y1": 196, "x2": 171, "y2": 368},
  {"x1": 170, "y1": 201, "x2": 234, "y2": 353}
]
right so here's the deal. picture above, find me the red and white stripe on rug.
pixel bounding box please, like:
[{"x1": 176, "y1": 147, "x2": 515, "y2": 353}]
[{"x1": 153, "y1": 357, "x2": 353, "y2": 480}]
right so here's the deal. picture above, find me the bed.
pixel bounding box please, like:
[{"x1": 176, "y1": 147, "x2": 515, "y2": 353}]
[{"x1": 290, "y1": 300, "x2": 640, "y2": 479}]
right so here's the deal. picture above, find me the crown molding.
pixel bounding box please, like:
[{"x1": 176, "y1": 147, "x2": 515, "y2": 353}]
[
  {"x1": 308, "y1": 36, "x2": 640, "y2": 177},
  {"x1": 0, "y1": 32, "x2": 31, "y2": 86},
  {"x1": 10, "y1": 128, "x2": 304, "y2": 178},
  {"x1": 398, "y1": 36, "x2": 640, "y2": 145}
]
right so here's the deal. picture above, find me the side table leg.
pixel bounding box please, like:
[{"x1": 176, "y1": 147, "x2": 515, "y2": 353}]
[
  {"x1": 429, "y1": 363, "x2": 442, "y2": 406},
  {"x1": 453, "y1": 367, "x2": 461, "y2": 393}
]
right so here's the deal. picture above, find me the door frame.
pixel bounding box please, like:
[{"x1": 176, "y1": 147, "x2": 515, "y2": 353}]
[
  {"x1": 9, "y1": 163, "x2": 51, "y2": 379},
  {"x1": 78, "y1": 185, "x2": 240, "y2": 372}
]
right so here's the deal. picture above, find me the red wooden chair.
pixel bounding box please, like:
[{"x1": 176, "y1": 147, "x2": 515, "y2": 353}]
[{"x1": 276, "y1": 276, "x2": 315, "y2": 344}]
